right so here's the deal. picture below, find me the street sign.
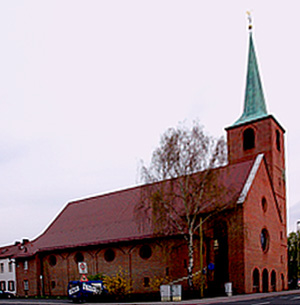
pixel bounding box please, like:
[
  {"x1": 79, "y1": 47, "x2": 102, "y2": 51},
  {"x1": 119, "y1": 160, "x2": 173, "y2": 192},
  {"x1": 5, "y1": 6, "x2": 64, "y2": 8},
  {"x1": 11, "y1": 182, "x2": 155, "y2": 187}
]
[
  {"x1": 80, "y1": 275, "x2": 88, "y2": 282},
  {"x1": 78, "y1": 262, "x2": 88, "y2": 274},
  {"x1": 208, "y1": 263, "x2": 215, "y2": 271}
]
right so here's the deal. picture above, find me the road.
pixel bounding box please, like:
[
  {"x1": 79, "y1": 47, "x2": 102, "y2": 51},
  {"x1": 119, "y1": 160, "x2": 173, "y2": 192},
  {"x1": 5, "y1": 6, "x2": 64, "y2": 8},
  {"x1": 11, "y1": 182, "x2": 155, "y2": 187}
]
[
  {"x1": 206, "y1": 294, "x2": 300, "y2": 304},
  {"x1": 0, "y1": 292, "x2": 300, "y2": 305}
]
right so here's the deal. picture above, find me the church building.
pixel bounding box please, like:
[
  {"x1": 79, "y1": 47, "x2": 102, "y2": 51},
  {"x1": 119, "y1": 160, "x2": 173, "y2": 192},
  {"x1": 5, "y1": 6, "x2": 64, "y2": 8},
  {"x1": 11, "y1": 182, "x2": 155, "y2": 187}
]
[{"x1": 13, "y1": 27, "x2": 288, "y2": 298}]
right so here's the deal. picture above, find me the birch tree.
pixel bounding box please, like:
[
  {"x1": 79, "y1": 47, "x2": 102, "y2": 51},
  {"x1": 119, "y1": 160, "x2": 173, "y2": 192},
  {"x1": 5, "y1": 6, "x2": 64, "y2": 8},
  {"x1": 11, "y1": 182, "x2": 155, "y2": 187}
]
[{"x1": 136, "y1": 121, "x2": 227, "y2": 290}]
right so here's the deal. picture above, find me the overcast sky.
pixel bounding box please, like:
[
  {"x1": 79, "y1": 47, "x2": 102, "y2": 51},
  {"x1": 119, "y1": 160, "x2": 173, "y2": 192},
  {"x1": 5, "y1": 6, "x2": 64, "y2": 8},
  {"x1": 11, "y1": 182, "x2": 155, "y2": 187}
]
[{"x1": 0, "y1": 1, "x2": 299, "y2": 246}]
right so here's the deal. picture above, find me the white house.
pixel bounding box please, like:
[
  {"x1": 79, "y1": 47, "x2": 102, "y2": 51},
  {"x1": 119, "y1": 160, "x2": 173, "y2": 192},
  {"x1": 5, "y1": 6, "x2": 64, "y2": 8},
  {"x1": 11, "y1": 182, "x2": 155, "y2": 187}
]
[{"x1": 0, "y1": 242, "x2": 23, "y2": 295}]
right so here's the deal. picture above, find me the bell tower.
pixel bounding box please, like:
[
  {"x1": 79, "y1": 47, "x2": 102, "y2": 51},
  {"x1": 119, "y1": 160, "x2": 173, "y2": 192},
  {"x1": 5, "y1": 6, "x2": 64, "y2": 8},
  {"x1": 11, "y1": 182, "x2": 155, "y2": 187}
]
[{"x1": 225, "y1": 22, "x2": 286, "y2": 224}]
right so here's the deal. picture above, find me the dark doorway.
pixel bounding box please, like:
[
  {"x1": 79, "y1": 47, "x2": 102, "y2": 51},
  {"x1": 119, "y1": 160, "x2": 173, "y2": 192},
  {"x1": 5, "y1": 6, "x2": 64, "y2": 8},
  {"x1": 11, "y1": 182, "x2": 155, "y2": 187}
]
[
  {"x1": 213, "y1": 221, "x2": 229, "y2": 295},
  {"x1": 253, "y1": 268, "x2": 260, "y2": 292},
  {"x1": 262, "y1": 268, "x2": 269, "y2": 292},
  {"x1": 281, "y1": 273, "x2": 284, "y2": 291},
  {"x1": 271, "y1": 270, "x2": 276, "y2": 291}
]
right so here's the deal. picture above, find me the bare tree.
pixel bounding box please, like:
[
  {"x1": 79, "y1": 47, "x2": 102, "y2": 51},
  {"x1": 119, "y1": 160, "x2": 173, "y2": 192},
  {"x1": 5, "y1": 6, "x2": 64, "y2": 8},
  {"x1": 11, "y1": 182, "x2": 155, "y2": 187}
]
[{"x1": 136, "y1": 121, "x2": 227, "y2": 291}]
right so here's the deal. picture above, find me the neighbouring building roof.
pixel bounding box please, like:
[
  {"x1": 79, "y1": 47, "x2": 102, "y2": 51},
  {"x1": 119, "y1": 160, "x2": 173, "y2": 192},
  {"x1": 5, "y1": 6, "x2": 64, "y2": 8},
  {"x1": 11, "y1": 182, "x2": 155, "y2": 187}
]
[
  {"x1": 0, "y1": 243, "x2": 24, "y2": 259},
  {"x1": 14, "y1": 157, "x2": 258, "y2": 258}
]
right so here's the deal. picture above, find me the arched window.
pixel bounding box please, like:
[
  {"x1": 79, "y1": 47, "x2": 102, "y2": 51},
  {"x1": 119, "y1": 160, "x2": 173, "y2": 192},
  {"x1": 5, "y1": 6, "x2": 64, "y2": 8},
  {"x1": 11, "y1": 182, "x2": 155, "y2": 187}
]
[
  {"x1": 276, "y1": 130, "x2": 281, "y2": 152},
  {"x1": 243, "y1": 128, "x2": 255, "y2": 150},
  {"x1": 253, "y1": 268, "x2": 260, "y2": 292},
  {"x1": 271, "y1": 270, "x2": 276, "y2": 291},
  {"x1": 262, "y1": 268, "x2": 269, "y2": 292},
  {"x1": 281, "y1": 273, "x2": 285, "y2": 290}
]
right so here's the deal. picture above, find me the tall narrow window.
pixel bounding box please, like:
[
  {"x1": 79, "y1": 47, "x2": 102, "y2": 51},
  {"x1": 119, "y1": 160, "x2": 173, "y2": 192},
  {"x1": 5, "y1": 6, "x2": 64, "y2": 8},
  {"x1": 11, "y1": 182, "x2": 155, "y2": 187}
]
[
  {"x1": 24, "y1": 260, "x2": 28, "y2": 270},
  {"x1": 143, "y1": 277, "x2": 150, "y2": 287},
  {"x1": 8, "y1": 281, "x2": 15, "y2": 291},
  {"x1": 243, "y1": 128, "x2": 255, "y2": 150},
  {"x1": 0, "y1": 281, "x2": 5, "y2": 291},
  {"x1": 24, "y1": 280, "x2": 29, "y2": 291},
  {"x1": 8, "y1": 262, "x2": 13, "y2": 272},
  {"x1": 276, "y1": 130, "x2": 281, "y2": 151}
]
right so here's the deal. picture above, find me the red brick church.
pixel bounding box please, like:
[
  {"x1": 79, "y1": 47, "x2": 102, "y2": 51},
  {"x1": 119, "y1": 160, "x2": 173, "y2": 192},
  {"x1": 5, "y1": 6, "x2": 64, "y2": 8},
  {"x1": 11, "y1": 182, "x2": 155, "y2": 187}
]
[{"x1": 13, "y1": 29, "x2": 288, "y2": 297}]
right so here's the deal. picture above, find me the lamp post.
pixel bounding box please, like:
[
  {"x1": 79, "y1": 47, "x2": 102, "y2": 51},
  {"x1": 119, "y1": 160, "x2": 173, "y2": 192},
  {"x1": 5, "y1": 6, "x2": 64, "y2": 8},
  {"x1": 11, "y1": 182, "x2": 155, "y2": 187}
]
[{"x1": 199, "y1": 217, "x2": 204, "y2": 298}]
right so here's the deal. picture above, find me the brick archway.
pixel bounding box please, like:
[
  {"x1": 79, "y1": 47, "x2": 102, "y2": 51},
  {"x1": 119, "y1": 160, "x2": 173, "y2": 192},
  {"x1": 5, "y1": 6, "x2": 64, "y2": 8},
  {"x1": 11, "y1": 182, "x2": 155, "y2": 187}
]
[
  {"x1": 252, "y1": 268, "x2": 260, "y2": 293},
  {"x1": 271, "y1": 270, "x2": 276, "y2": 292},
  {"x1": 262, "y1": 268, "x2": 269, "y2": 292}
]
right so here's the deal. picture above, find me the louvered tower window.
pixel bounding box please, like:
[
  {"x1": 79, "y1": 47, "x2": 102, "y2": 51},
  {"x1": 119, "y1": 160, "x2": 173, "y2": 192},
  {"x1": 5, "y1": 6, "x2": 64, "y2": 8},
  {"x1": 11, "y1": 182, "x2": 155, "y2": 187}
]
[{"x1": 243, "y1": 128, "x2": 255, "y2": 150}]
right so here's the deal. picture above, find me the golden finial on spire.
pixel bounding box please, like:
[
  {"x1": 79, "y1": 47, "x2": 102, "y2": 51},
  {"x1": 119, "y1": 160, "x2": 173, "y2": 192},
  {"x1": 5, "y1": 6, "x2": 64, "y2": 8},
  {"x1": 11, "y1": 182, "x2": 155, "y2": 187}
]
[{"x1": 246, "y1": 11, "x2": 252, "y2": 31}]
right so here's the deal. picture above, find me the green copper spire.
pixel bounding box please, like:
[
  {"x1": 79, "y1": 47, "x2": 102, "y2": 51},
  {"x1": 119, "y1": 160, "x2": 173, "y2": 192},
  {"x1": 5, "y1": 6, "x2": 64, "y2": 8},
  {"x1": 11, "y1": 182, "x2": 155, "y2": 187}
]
[{"x1": 233, "y1": 31, "x2": 268, "y2": 126}]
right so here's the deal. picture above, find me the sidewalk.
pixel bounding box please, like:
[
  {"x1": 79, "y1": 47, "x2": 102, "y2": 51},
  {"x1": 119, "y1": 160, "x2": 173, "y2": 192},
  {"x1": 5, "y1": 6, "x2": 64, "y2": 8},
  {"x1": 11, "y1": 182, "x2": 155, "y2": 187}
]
[
  {"x1": 181, "y1": 289, "x2": 300, "y2": 304},
  {"x1": 117, "y1": 289, "x2": 300, "y2": 305}
]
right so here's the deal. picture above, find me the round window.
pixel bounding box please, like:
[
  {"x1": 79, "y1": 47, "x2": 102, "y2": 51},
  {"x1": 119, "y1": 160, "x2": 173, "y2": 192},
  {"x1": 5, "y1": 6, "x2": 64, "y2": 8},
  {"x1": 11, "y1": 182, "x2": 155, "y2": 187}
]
[
  {"x1": 49, "y1": 255, "x2": 57, "y2": 267},
  {"x1": 261, "y1": 228, "x2": 270, "y2": 252},
  {"x1": 139, "y1": 245, "x2": 152, "y2": 260},
  {"x1": 74, "y1": 252, "x2": 84, "y2": 263},
  {"x1": 104, "y1": 249, "x2": 115, "y2": 262}
]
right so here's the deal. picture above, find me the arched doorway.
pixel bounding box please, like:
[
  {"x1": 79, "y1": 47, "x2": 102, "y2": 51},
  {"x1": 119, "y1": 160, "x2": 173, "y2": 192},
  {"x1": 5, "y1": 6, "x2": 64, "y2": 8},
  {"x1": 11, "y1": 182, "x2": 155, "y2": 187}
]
[
  {"x1": 281, "y1": 273, "x2": 285, "y2": 291},
  {"x1": 253, "y1": 268, "x2": 260, "y2": 293},
  {"x1": 262, "y1": 269, "x2": 269, "y2": 292},
  {"x1": 213, "y1": 221, "x2": 229, "y2": 295},
  {"x1": 271, "y1": 270, "x2": 276, "y2": 291}
]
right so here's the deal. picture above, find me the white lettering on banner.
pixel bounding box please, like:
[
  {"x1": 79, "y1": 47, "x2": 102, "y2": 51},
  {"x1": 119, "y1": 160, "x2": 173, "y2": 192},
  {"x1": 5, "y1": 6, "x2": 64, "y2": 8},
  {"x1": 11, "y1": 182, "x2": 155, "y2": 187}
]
[
  {"x1": 68, "y1": 286, "x2": 80, "y2": 295},
  {"x1": 83, "y1": 283, "x2": 97, "y2": 293}
]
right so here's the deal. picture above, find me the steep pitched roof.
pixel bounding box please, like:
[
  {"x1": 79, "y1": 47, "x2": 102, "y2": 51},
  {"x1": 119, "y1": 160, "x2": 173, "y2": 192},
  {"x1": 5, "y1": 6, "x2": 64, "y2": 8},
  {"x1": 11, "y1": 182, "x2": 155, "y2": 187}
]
[
  {"x1": 15, "y1": 158, "x2": 256, "y2": 258},
  {"x1": 233, "y1": 32, "x2": 268, "y2": 126}
]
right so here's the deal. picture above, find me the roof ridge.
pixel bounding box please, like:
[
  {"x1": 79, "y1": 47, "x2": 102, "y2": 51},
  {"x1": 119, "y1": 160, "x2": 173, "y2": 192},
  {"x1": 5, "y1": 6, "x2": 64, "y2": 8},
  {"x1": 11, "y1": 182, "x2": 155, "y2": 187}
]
[{"x1": 236, "y1": 153, "x2": 264, "y2": 204}]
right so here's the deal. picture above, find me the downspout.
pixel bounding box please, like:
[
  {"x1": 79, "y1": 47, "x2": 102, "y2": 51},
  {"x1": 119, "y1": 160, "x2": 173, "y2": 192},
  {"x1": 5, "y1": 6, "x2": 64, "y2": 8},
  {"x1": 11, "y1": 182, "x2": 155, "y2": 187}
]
[{"x1": 38, "y1": 254, "x2": 44, "y2": 297}]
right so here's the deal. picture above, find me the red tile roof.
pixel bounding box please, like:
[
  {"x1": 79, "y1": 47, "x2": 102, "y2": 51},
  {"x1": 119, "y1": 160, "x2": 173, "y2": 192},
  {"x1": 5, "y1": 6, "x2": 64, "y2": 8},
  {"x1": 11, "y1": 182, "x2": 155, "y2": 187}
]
[
  {"x1": 0, "y1": 243, "x2": 25, "y2": 259},
  {"x1": 15, "y1": 158, "x2": 255, "y2": 257}
]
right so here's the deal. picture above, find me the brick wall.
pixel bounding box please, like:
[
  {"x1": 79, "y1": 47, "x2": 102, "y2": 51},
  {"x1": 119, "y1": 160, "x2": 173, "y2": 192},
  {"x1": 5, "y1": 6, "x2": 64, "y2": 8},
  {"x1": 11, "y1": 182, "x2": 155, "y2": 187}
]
[
  {"x1": 243, "y1": 161, "x2": 288, "y2": 293},
  {"x1": 17, "y1": 238, "x2": 195, "y2": 297},
  {"x1": 226, "y1": 115, "x2": 287, "y2": 293},
  {"x1": 16, "y1": 257, "x2": 40, "y2": 297}
]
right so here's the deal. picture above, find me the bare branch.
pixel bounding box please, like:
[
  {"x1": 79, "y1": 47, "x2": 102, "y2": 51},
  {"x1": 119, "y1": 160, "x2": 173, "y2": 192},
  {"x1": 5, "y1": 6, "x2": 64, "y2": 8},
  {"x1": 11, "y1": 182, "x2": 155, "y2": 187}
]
[{"x1": 136, "y1": 120, "x2": 228, "y2": 289}]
